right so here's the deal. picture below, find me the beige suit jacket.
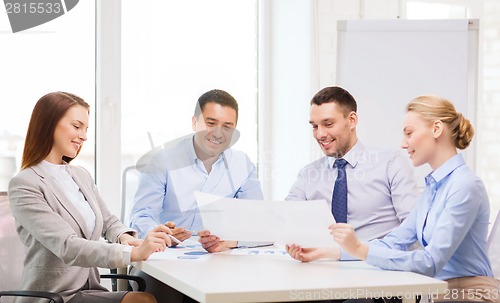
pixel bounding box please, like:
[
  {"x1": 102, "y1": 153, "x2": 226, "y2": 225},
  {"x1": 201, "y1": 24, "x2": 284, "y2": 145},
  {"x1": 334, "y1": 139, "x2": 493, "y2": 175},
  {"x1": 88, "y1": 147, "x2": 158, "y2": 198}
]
[{"x1": 8, "y1": 163, "x2": 135, "y2": 302}]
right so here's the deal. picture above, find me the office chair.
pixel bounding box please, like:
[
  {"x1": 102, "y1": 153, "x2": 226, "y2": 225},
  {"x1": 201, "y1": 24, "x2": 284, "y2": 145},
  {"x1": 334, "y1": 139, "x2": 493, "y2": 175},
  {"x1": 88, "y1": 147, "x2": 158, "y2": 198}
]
[
  {"x1": 106, "y1": 165, "x2": 142, "y2": 291},
  {"x1": 110, "y1": 133, "x2": 156, "y2": 291},
  {"x1": 0, "y1": 191, "x2": 146, "y2": 302},
  {"x1": 0, "y1": 291, "x2": 64, "y2": 303},
  {"x1": 121, "y1": 131, "x2": 157, "y2": 227},
  {"x1": 121, "y1": 165, "x2": 141, "y2": 227},
  {"x1": 488, "y1": 209, "x2": 500, "y2": 280},
  {"x1": 0, "y1": 277, "x2": 145, "y2": 303}
]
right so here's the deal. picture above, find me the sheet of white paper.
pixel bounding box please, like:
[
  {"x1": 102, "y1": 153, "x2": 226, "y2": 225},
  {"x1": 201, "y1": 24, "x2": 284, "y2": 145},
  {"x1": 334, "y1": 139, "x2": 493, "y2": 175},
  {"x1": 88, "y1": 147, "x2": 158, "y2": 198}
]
[
  {"x1": 229, "y1": 247, "x2": 290, "y2": 257},
  {"x1": 194, "y1": 192, "x2": 337, "y2": 247}
]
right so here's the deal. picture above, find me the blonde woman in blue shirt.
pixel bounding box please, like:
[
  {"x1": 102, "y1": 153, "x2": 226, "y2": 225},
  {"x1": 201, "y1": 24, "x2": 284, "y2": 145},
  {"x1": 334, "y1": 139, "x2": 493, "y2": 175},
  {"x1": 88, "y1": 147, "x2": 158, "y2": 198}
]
[{"x1": 288, "y1": 95, "x2": 499, "y2": 302}]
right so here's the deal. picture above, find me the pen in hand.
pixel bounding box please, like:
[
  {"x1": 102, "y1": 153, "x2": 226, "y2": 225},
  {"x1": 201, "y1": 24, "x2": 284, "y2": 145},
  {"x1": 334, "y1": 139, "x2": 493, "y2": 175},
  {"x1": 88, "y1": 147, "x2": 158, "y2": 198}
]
[{"x1": 168, "y1": 234, "x2": 183, "y2": 245}]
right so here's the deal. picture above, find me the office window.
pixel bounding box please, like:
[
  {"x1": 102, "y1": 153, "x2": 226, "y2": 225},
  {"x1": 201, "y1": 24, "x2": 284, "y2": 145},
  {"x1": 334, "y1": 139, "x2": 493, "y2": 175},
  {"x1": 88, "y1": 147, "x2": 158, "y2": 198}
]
[
  {"x1": 121, "y1": 0, "x2": 258, "y2": 170},
  {"x1": 0, "y1": 1, "x2": 95, "y2": 191},
  {"x1": 406, "y1": 1, "x2": 469, "y2": 19}
]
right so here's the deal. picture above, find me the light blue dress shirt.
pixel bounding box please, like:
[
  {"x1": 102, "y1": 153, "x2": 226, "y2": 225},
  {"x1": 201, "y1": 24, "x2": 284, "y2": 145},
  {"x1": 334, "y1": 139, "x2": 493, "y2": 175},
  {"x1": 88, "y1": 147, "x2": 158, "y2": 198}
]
[
  {"x1": 287, "y1": 141, "x2": 419, "y2": 243},
  {"x1": 367, "y1": 154, "x2": 493, "y2": 280},
  {"x1": 129, "y1": 135, "x2": 263, "y2": 238}
]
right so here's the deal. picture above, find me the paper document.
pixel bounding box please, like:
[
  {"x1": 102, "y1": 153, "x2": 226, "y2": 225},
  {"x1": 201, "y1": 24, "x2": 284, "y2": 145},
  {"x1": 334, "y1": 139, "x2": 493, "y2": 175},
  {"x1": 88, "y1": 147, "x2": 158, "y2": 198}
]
[
  {"x1": 195, "y1": 192, "x2": 337, "y2": 247},
  {"x1": 229, "y1": 247, "x2": 290, "y2": 257}
]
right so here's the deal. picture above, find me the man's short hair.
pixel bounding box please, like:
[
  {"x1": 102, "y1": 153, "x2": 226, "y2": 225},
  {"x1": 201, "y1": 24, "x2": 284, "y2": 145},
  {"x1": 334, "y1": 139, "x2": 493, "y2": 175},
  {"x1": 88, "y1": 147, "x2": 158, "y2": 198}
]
[
  {"x1": 194, "y1": 89, "x2": 239, "y2": 120},
  {"x1": 310, "y1": 86, "x2": 357, "y2": 116}
]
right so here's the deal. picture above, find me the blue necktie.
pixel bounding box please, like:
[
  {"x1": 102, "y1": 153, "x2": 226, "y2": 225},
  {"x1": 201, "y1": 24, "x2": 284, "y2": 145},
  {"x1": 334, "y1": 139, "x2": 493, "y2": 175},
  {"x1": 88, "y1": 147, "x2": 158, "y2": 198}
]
[{"x1": 332, "y1": 158, "x2": 348, "y2": 223}]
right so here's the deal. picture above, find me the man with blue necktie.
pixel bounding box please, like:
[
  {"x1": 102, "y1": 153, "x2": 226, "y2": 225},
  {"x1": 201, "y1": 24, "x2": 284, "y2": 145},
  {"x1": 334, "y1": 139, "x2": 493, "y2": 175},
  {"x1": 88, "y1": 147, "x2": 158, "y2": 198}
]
[{"x1": 286, "y1": 86, "x2": 419, "y2": 262}]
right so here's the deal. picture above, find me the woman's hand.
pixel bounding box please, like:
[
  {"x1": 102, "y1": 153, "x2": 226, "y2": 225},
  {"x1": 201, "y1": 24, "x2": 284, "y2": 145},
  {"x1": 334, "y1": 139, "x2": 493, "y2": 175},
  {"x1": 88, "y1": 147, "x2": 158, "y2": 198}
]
[
  {"x1": 329, "y1": 223, "x2": 368, "y2": 260},
  {"x1": 119, "y1": 233, "x2": 143, "y2": 247},
  {"x1": 285, "y1": 244, "x2": 340, "y2": 262},
  {"x1": 130, "y1": 224, "x2": 172, "y2": 261}
]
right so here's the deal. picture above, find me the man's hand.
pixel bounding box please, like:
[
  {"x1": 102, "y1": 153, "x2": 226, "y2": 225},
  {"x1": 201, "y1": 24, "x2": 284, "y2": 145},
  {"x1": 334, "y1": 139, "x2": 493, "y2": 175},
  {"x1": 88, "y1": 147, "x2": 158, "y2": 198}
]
[
  {"x1": 198, "y1": 230, "x2": 237, "y2": 253},
  {"x1": 164, "y1": 221, "x2": 193, "y2": 246}
]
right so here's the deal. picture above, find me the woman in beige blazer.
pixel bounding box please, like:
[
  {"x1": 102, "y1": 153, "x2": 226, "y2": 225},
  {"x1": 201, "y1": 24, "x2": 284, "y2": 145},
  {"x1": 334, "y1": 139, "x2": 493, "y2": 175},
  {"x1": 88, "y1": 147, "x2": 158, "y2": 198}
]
[{"x1": 8, "y1": 92, "x2": 174, "y2": 303}]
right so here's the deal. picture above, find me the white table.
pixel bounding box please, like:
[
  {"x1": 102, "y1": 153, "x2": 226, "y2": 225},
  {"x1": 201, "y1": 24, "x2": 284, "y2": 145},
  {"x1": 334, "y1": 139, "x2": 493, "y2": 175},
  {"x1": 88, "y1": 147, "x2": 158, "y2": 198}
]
[{"x1": 134, "y1": 245, "x2": 447, "y2": 303}]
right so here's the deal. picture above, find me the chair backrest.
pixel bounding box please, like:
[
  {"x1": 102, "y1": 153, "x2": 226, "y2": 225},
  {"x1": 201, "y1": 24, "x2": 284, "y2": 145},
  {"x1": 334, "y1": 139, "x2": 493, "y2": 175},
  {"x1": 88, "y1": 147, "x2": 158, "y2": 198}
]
[
  {"x1": 488, "y1": 209, "x2": 500, "y2": 279},
  {"x1": 0, "y1": 191, "x2": 25, "y2": 302},
  {"x1": 0, "y1": 156, "x2": 16, "y2": 192},
  {"x1": 121, "y1": 166, "x2": 141, "y2": 227}
]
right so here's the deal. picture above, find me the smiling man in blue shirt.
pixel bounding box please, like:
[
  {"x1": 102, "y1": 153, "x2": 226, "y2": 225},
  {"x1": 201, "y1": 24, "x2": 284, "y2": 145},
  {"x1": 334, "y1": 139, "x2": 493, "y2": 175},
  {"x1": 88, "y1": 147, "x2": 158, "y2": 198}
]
[
  {"x1": 129, "y1": 89, "x2": 264, "y2": 303},
  {"x1": 130, "y1": 89, "x2": 263, "y2": 242}
]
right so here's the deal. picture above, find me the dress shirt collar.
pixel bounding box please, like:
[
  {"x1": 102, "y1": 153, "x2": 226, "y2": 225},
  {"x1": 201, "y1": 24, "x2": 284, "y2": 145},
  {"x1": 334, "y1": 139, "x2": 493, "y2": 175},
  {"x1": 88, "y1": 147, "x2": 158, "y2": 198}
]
[
  {"x1": 185, "y1": 134, "x2": 226, "y2": 169},
  {"x1": 427, "y1": 153, "x2": 465, "y2": 186},
  {"x1": 327, "y1": 140, "x2": 364, "y2": 169}
]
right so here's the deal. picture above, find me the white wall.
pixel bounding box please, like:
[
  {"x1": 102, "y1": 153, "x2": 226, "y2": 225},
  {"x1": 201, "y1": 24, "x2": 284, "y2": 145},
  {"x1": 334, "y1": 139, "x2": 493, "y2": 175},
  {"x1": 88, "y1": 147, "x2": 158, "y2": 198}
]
[{"x1": 480, "y1": 0, "x2": 500, "y2": 208}]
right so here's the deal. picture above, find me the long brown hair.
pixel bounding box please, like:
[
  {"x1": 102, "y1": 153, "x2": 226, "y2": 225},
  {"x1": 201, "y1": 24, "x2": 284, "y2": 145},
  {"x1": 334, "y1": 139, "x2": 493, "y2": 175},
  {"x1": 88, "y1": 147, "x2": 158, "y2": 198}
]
[{"x1": 21, "y1": 92, "x2": 90, "y2": 170}]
